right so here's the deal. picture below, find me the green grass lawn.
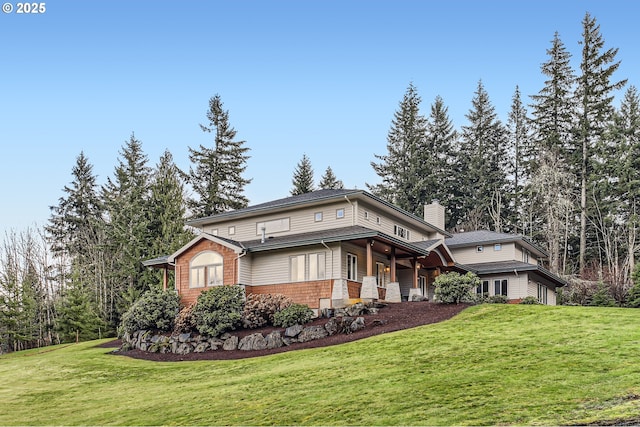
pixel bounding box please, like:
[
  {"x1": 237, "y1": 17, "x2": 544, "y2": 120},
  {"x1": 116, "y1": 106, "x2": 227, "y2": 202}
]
[{"x1": 2, "y1": 304, "x2": 640, "y2": 426}]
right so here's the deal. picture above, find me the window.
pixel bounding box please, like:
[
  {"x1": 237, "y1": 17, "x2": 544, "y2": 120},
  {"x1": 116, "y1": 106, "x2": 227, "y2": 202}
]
[
  {"x1": 290, "y1": 255, "x2": 305, "y2": 282},
  {"x1": 376, "y1": 216, "x2": 381, "y2": 224},
  {"x1": 494, "y1": 243, "x2": 502, "y2": 251},
  {"x1": 523, "y1": 249, "x2": 530, "y2": 263},
  {"x1": 314, "y1": 212, "x2": 323, "y2": 222},
  {"x1": 256, "y1": 217, "x2": 290, "y2": 235},
  {"x1": 228, "y1": 226, "x2": 235, "y2": 235},
  {"x1": 476, "y1": 245, "x2": 484, "y2": 253},
  {"x1": 538, "y1": 284, "x2": 548, "y2": 304},
  {"x1": 495, "y1": 279, "x2": 508, "y2": 297},
  {"x1": 477, "y1": 280, "x2": 489, "y2": 296},
  {"x1": 210, "y1": 228, "x2": 218, "y2": 236},
  {"x1": 393, "y1": 224, "x2": 410, "y2": 240},
  {"x1": 347, "y1": 253, "x2": 357, "y2": 281},
  {"x1": 364, "y1": 211, "x2": 369, "y2": 220},
  {"x1": 336, "y1": 208, "x2": 345, "y2": 219},
  {"x1": 376, "y1": 262, "x2": 386, "y2": 287},
  {"x1": 190, "y1": 251, "x2": 223, "y2": 288},
  {"x1": 309, "y1": 252, "x2": 326, "y2": 280}
]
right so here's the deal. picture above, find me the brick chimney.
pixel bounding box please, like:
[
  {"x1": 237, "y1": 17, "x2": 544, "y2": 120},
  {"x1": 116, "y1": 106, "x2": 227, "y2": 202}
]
[{"x1": 424, "y1": 200, "x2": 445, "y2": 231}]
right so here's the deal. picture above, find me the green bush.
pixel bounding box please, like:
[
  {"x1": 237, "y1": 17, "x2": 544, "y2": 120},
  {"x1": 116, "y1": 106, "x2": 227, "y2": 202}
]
[
  {"x1": 242, "y1": 293, "x2": 293, "y2": 329},
  {"x1": 273, "y1": 303, "x2": 314, "y2": 328},
  {"x1": 192, "y1": 285, "x2": 245, "y2": 337},
  {"x1": 119, "y1": 288, "x2": 180, "y2": 336},
  {"x1": 520, "y1": 296, "x2": 540, "y2": 305},
  {"x1": 626, "y1": 264, "x2": 640, "y2": 307},
  {"x1": 487, "y1": 294, "x2": 508, "y2": 304},
  {"x1": 589, "y1": 282, "x2": 616, "y2": 307},
  {"x1": 434, "y1": 272, "x2": 480, "y2": 304}
]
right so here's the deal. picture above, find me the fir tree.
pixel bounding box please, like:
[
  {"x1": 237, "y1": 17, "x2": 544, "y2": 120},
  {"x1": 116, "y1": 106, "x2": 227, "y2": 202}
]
[
  {"x1": 368, "y1": 83, "x2": 428, "y2": 215},
  {"x1": 102, "y1": 133, "x2": 151, "y2": 323},
  {"x1": 506, "y1": 86, "x2": 533, "y2": 234},
  {"x1": 291, "y1": 154, "x2": 315, "y2": 195},
  {"x1": 188, "y1": 94, "x2": 251, "y2": 217},
  {"x1": 318, "y1": 166, "x2": 344, "y2": 190},
  {"x1": 458, "y1": 81, "x2": 509, "y2": 231},
  {"x1": 575, "y1": 12, "x2": 626, "y2": 274},
  {"x1": 425, "y1": 95, "x2": 458, "y2": 229}
]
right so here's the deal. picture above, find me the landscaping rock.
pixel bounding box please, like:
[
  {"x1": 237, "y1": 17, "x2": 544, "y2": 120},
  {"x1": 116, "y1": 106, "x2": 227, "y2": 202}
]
[
  {"x1": 175, "y1": 343, "x2": 192, "y2": 355},
  {"x1": 178, "y1": 333, "x2": 191, "y2": 343},
  {"x1": 265, "y1": 331, "x2": 284, "y2": 349},
  {"x1": 209, "y1": 338, "x2": 224, "y2": 350},
  {"x1": 285, "y1": 324, "x2": 303, "y2": 338},
  {"x1": 298, "y1": 325, "x2": 328, "y2": 342},
  {"x1": 350, "y1": 317, "x2": 366, "y2": 332},
  {"x1": 223, "y1": 335, "x2": 238, "y2": 350},
  {"x1": 324, "y1": 318, "x2": 338, "y2": 336},
  {"x1": 282, "y1": 337, "x2": 296, "y2": 346},
  {"x1": 220, "y1": 333, "x2": 232, "y2": 340},
  {"x1": 345, "y1": 302, "x2": 366, "y2": 317},
  {"x1": 238, "y1": 333, "x2": 267, "y2": 351},
  {"x1": 194, "y1": 342, "x2": 209, "y2": 353}
]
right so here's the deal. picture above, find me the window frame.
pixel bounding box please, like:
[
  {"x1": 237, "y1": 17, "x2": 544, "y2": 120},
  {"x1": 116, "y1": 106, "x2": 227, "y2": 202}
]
[
  {"x1": 477, "y1": 280, "x2": 489, "y2": 296},
  {"x1": 494, "y1": 279, "x2": 508, "y2": 297},
  {"x1": 336, "y1": 208, "x2": 345, "y2": 219},
  {"x1": 314, "y1": 212, "x2": 323, "y2": 222},
  {"x1": 309, "y1": 252, "x2": 326, "y2": 280},
  {"x1": 347, "y1": 253, "x2": 357, "y2": 281},
  {"x1": 189, "y1": 251, "x2": 224, "y2": 288},
  {"x1": 375, "y1": 262, "x2": 386, "y2": 287},
  {"x1": 289, "y1": 254, "x2": 306, "y2": 282}
]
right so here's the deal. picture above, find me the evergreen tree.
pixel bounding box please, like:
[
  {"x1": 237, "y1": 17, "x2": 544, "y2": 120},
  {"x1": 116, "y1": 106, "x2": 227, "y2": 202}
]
[
  {"x1": 290, "y1": 154, "x2": 315, "y2": 195},
  {"x1": 318, "y1": 166, "x2": 344, "y2": 190},
  {"x1": 574, "y1": 12, "x2": 626, "y2": 274},
  {"x1": 368, "y1": 83, "x2": 428, "y2": 215},
  {"x1": 145, "y1": 150, "x2": 193, "y2": 287},
  {"x1": 45, "y1": 152, "x2": 104, "y2": 282},
  {"x1": 506, "y1": 86, "x2": 533, "y2": 234},
  {"x1": 102, "y1": 133, "x2": 151, "y2": 324},
  {"x1": 188, "y1": 94, "x2": 251, "y2": 217},
  {"x1": 55, "y1": 270, "x2": 104, "y2": 343},
  {"x1": 458, "y1": 81, "x2": 509, "y2": 231},
  {"x1": 425, "y1": 96, "x2": 459, "y2": 229},
  {"x1": 530, "y1": 32, "x2": 576, "y2": 163}
]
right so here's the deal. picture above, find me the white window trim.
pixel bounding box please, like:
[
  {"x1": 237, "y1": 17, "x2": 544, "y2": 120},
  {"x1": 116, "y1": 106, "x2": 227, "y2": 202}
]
[
  {"x1": 189, "y1": 251, "x2": 224, "y2": 288},
  {"x1": 347, "y1": 253, "x2": 357, "y2": 281}
]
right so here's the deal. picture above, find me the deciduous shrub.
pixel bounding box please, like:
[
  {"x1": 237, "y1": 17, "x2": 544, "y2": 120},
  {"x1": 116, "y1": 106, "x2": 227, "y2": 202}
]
[
  {"x1": 192, "y1": 285, "x2": 245, "y2": 337},
  {"x1": 119, "y1": 288, "x2": 180, "y2": 336},
  {"x1": 433, "y1": 272, "x2": 479, "y2": 304},
  {"x1": 520, "y1": 296, "x2": 540, "y2": 305},
  {"x1": 487, "y1": 294, "x2": 508, "y2": 304},
  {"x1": 242, "y1": 293, "x2": 293, "y2": 329},
  {"x1": 173, "y1": 303, "x2": 196, "y2": 333},
  {"x1": 273, "y1": 303, "x2": 314, "y2": 328}
]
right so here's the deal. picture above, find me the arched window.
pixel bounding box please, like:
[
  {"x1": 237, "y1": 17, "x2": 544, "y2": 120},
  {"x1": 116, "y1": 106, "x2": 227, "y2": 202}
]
[{"x1": 190, "y1": 251, "x2": 223, "y2": 288}]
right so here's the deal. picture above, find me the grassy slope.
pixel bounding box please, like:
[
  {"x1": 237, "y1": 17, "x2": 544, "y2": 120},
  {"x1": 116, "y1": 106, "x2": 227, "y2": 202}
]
[{"x1": 1, "y1": 304, "x2": 640, "y2": 426}]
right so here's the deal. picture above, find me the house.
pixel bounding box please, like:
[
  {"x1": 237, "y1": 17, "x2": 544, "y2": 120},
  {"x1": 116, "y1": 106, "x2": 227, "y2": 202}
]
[{"x1": 144, "y1": 189, "x2": 566, "y2": 310}]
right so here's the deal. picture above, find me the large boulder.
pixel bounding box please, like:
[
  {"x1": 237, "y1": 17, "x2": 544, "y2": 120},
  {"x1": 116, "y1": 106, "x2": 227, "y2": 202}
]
[
  {"x1": 265, "y1": 331, "x2": 284, "y2": 349},
  {"x1": 297, "y1": 325, "x2": 328, "y2": 343},
  {"x1": 238, "y1": 333, "x2": 268, "y2": 351},
  {"x1": 350, "y1": 317, "x2": 366, "y2": 332},
  {"x1": 223, "y1": 335, "x2": 239, "y2": 351},
  {"x1": 284, "y1": 324, "x2": 304, "y2": 338}
]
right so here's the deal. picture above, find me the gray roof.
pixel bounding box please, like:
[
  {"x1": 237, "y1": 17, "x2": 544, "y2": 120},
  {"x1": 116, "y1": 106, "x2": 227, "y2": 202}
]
[
  {"x1": 463, "y1": 260, "x2": 567, "y2": 288},
  {"x1": 446, "y1": 230, "x2": 547, "y2": 256}
]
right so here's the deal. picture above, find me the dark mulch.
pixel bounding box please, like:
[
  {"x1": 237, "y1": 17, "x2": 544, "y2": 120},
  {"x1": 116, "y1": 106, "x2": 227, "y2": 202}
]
[{"x1": 107, "y1": 301, "x2": 469, "y2": 362}]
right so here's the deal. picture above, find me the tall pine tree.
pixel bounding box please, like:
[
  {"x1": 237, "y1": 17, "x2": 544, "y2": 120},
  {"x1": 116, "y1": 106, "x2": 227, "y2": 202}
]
[
  {"x1": 318, "y1": 166, "x2": 344, "y2": 190},
  {"x1": 291, "y1": 154, "x2": 315, "y2": 195},
  {"x1": 188, "y1": 95, "x2": 251, "y2": 217},
  {"x1": 368, "y1": 83, "x2": 428, "y2": 216}
]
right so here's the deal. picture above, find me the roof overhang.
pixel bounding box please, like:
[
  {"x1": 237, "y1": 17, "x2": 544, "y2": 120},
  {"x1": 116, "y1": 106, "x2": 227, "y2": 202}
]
[
  {"x1": 463, "y1": 261, "x2": 567, "y2": 289},
  {"x1": 168, "y1": 232, "x2": 244, "y2": 263}
]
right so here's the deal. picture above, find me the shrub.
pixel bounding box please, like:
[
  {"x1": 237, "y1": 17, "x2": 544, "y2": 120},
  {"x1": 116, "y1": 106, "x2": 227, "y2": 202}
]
[
  {"x1": 119, "y1": 288, "x2": 180, "y2": 336},
  {"x1": 520, "y1": 296, "x2": 540, "y2": 305},
  {"x1": 192, "y1": 285, "x2": 245, "y2": 337},
  {"x1": 434, "y1": 272, "x2": 480, "y2": 304},
  {"x1": 626, "y1": 264, "x2": 640, "y2": 308},
  {"x1": 486, "y1": 294, "x2": 508, "y2": 304},
  {"x1": 173, "y1": 303, "x2": 196, "y2": 333},
  {"x1": 242, "y1": 293, "x2": 293, "y2": 329},
  {"x1": 273, "y1": 303, "x2": 314, "y2": 328},
  {"x1": 589, "y1": 282, "x2": 616, "y2": 307}
]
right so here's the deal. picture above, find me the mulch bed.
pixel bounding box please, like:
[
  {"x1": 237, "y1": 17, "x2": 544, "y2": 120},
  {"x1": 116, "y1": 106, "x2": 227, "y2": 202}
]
[{"x1": 106, "y1": 301, "x2": 469, "y2": 362}]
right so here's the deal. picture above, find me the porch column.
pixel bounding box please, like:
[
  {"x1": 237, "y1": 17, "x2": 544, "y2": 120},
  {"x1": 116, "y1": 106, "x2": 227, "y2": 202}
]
[
  {"x1": 390, "y1": 247, "x2": 397, "y2": 282},
  {"x1": 408, "y1": 257, "x2": 423, "y2": 301},
  {"x1": 366, "y1": 239, "x2": 373, "y2": 276},
  {"x1": 361, "y1": 239, "x2": 379, "y2": 302}
]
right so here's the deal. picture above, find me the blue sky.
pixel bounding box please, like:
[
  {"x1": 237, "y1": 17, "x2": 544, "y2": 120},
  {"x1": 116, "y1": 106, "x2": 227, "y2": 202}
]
[{"x1": 1, "y1": 0, "x2": 638, "y2": 236}]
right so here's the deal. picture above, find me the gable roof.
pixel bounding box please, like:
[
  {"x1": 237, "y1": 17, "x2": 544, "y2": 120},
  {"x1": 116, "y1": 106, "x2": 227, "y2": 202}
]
[
  {"x1": 167, "y1": 232, "x2": 244, "y2": 263},
  {"x1": 445, "y1": 230, "x2": 547, "y2": 257},
  {"x1": 186, "y1": 189, "x2": 452, "y2": 238}
]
